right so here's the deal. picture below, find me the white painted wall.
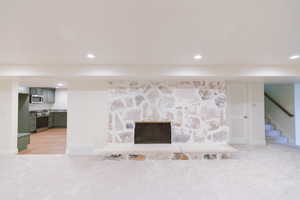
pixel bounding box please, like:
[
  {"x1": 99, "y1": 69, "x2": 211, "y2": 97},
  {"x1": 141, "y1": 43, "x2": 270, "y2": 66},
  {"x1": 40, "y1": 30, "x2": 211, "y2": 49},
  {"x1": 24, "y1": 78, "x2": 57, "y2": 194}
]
[
  {"x1": 0, "y1": 79, "x2": 18, "y2": 154},
  {"x1": 66, "y1": 80, "x2": 108, "y2": 155},
  {"x1": 0, "y1": 78, "x2": 266, "y2": 155},
  {"x1": 52, "y1": 88, "x2": 68, "y2": 110},
  {"x1": 294, "y1": 84, "x2": 300, "y2": 146},
  {"x1": 66, "y1": 80, "x2": 266, "y2": 155}
]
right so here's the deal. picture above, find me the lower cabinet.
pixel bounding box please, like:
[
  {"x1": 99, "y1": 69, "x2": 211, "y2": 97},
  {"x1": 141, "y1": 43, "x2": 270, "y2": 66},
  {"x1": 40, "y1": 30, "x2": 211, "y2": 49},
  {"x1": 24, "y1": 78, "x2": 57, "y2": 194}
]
[
  {"x1": 29, "y1": 113, "x2": 37, "y2": 133},
  {"x1": 48, "y1": 114, "x2": 54, "y2": 128},
  {"x1": 49, "y1": 112, "x2": 67, "y2": 128},
  {"x1": 18, "y1": 133, "x2": 30, "y2": 152}
]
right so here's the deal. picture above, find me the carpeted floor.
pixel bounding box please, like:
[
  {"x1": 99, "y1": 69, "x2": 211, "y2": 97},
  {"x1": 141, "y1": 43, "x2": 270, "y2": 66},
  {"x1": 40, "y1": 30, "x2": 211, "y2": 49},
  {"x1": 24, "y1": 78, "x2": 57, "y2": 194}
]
[{"x1": 1, "y1": 144, "x2": 300, "y2": 200}]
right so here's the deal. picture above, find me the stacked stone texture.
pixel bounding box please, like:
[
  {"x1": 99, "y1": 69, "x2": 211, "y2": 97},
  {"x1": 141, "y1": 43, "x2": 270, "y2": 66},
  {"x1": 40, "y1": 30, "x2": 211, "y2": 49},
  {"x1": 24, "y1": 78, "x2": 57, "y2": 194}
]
[{"x1": 108, "y1": 81, "x2": 228, "y2": 144}]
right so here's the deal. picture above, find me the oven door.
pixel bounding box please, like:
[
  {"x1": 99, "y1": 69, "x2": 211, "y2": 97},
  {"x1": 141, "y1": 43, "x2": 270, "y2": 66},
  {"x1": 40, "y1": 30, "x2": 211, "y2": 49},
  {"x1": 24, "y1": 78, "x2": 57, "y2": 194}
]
[
  {"x1": 30, "y1": 95, "x2": 44, "y2": 104},
  {"x1": 36, "y1": 116, "x2": 49, "y2": 132}
]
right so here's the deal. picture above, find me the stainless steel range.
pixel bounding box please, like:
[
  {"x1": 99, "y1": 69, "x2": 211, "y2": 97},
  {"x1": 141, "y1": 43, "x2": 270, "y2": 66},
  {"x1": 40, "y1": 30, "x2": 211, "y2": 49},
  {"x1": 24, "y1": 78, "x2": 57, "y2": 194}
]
[{"x1": 36, "y1": 110, "x2": 49, "y2": 132}]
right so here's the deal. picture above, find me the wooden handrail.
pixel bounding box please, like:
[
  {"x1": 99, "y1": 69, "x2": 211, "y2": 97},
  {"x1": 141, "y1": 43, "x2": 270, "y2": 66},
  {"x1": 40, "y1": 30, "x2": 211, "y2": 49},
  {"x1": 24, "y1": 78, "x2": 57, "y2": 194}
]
[{"x1": 264, "y1": 92, "x2": 294, "y2": 117}]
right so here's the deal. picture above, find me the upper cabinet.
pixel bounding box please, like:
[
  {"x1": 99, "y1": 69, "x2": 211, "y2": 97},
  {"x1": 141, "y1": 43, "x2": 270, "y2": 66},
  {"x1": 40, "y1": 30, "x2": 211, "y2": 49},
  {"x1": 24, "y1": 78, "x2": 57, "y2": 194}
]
[
  {"x1": 29, "y1": 88, "x2": 43, "y2": 95},
  {"x1": 44, "y1": 88, "x2": 56, "y2": 104},
  {"x1": 30, "y1": 88, "x2": 56, "y2": 104}
]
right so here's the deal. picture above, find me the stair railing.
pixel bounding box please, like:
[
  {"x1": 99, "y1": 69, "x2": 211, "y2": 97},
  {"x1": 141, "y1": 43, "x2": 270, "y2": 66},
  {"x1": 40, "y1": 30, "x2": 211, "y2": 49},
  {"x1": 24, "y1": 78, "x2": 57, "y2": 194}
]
[{"x1": 264, "y1": 92, "x2": 294, "y2": 117}]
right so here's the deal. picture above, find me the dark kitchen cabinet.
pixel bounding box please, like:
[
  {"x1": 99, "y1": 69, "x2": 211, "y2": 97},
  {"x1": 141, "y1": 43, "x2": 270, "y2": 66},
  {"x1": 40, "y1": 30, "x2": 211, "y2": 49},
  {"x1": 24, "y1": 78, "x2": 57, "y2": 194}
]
[
  {"x1": 18, "y1": 133, "x2": 30, "y2": 152},
  {"x1": 29, "y1": 113, "x2": 37, "y2": 132},
  {"x1": 42, "y1": 89, "x2": 48, "y2": 103},
  {"x1": 29, "y1": 88, "x2": 37, "y2": 95},
  {"x1": 43, "y1": 88, "x2": 56, "y2": 104},
  {"x1": 48, "y1": 88, "x2": 56, "y2": 104},
  {"x1": 37, "y1": 88, "x2": 44, "y2": 95},
  {"x1": 50, "y1": 112, "x2": 67, "y2": 128},
  {"x1": 54, "y1": 112, "x2": 67, "y2": 128},
  {"x1": 48, "y1": 113, "x2": 54, "y2": 128},
  {"x1": 18, "y1": 94, "x2": 30, "y2": 133},
  {"x1": 29, "y1": 88, "x2": 56, "y2": 104},
  {"x1": 30, "y1": 88, "x2": 43, "y2": 96}
]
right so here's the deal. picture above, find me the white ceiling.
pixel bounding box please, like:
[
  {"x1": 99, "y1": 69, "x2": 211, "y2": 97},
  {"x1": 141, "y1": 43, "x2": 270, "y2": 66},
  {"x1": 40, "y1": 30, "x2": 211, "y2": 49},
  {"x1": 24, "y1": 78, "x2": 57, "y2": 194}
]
[{"x1": 1, "y1": 0, "x2": 300, "y2": 65}]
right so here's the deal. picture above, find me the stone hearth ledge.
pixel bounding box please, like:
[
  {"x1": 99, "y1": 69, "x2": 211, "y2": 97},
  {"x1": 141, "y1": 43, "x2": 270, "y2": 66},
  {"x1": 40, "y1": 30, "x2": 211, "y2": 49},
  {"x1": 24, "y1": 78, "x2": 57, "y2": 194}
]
[{"x1": 96, "y1": 144, "x2": 238, "y2": 160}]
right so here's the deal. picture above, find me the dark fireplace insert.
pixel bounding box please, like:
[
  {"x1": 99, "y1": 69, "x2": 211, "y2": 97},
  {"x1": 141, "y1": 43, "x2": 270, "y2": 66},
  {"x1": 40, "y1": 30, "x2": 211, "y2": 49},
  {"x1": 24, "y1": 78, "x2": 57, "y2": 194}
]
[{"x1": 134, "y1": 122, "x2": 171, "y2": 144}]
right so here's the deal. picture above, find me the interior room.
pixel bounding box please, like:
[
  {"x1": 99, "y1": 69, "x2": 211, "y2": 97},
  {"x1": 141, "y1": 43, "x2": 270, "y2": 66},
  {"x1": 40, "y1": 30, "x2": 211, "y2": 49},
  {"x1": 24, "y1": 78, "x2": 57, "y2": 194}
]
[
  {"x1": 1, "y1": 0, "x2": 300, "y2": 200},
  {"x1": 17, "y1": 82, "x2": 68, "y2": 154}
]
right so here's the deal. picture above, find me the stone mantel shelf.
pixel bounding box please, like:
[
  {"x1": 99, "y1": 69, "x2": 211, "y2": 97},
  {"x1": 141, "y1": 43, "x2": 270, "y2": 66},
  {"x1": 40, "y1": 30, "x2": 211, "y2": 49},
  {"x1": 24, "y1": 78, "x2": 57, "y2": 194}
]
[
  {"x1": 100, "y1": 143, "x2": 237, "y2": 154},
  {"x1": 135, "y1": 121, "x2": 171, "y2": 123}
]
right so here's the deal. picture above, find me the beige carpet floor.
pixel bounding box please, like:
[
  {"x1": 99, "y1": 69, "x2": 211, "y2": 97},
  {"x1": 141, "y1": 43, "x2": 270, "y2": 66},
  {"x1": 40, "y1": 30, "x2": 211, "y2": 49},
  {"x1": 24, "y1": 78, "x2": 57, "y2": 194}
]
[{"x1": 1, "y1": 144, "x2": 300, "y2": 200}]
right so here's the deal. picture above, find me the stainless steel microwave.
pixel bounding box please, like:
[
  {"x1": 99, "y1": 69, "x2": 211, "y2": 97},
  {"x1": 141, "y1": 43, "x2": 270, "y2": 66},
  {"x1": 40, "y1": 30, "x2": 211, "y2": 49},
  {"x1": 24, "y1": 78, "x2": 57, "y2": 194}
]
[{"x1": 30, "y1": 95, "x2": 44, "y2": 104}]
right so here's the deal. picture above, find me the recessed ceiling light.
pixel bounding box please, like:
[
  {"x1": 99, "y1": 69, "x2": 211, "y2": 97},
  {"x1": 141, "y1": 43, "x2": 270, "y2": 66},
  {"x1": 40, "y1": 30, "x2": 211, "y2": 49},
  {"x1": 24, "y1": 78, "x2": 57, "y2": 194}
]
[
  {"x1": 289, "y1": 55, "x2": 300, "y2": 60},
  {"x1": 86, "y1": 53, "x2": 96, "y2": 59},
  {"x1": 57, "y1": 83, "x2": 64, "y2": 87},
  {"x1": 193, "y1": 54, "x2": 202, "y2": 60}
]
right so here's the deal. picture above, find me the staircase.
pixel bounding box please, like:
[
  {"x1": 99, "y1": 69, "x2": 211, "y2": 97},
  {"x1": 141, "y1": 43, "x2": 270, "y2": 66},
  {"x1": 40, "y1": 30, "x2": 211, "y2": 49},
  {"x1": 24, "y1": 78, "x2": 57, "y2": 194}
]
[{"x1": 265, "y1": 124, "x2": 288, "y2": 144}]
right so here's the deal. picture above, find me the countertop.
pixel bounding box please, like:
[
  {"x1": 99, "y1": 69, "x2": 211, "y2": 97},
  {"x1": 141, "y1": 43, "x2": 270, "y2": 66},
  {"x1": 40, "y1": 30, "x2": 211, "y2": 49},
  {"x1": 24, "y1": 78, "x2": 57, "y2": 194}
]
[
  {"x1": 18, "y1": 133, "x2": 30, "y2": 137},
  {"x1": 50, "y1": 109, "x2": 67, "y2": 112},
  {"x1": 30, "y1": 109, "x2": 67, "y2": 113}
]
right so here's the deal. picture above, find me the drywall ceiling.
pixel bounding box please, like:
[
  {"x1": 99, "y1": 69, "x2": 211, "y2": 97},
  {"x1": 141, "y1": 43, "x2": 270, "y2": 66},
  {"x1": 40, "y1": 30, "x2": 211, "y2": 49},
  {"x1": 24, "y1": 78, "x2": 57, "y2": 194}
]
[{"x1": 0, "y1": 0, "x2": 300, "y2": 66}]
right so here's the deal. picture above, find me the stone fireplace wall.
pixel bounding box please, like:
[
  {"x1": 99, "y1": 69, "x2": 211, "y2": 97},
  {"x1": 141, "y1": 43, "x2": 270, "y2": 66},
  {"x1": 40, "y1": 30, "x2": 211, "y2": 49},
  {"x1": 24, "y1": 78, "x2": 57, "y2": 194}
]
[{"x1": 108, "y1": 80, "x2": 228, "y2": 144}]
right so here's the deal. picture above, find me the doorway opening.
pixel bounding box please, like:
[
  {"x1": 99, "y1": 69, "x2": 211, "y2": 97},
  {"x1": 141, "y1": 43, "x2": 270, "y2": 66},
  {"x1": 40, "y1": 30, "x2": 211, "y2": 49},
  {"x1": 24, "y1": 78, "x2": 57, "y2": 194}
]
[
  {"x1": 264, "y1": 84, "x2": 295, "y2": 145},
  {"x1": 17, "y1": 86, "x2": 68, "y2": 154}
]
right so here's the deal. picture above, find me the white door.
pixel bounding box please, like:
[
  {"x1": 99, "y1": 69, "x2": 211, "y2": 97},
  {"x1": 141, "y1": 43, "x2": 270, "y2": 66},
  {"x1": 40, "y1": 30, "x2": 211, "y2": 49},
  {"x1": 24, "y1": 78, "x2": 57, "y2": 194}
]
[{"x1": 227, "y1": 83, "x2": 249, "y2": 144}]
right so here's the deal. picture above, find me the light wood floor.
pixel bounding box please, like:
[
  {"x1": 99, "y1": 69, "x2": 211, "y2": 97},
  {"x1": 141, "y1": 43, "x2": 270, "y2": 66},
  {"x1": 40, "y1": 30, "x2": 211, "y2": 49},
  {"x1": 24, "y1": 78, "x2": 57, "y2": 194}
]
[{"x1": 19, "y1": 128, "x2": 67, "y2": 154}]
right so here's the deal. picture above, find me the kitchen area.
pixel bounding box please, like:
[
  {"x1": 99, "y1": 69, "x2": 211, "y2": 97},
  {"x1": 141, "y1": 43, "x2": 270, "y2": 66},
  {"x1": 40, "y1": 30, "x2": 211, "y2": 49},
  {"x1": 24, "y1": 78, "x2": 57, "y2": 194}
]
[{"x1": 18, "y1": 86, "x2": 68, "y2": 154}]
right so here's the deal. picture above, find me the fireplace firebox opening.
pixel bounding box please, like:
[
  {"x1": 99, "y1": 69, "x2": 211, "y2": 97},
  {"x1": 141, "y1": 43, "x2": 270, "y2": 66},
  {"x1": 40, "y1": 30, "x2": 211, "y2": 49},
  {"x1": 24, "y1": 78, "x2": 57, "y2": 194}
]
[{"x1": 134, "y1": 122, "x2": 171, "y2": 144}]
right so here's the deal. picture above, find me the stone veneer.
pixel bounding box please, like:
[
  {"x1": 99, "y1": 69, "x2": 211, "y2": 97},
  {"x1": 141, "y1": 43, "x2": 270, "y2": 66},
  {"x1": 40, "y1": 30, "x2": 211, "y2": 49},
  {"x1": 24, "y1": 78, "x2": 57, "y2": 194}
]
[
  {"x1": 108, "y1": 80, "x2": 228, "y2": 144},
  {"x1": 102, "y1": 152, "x2": 230, "y2": 160}
]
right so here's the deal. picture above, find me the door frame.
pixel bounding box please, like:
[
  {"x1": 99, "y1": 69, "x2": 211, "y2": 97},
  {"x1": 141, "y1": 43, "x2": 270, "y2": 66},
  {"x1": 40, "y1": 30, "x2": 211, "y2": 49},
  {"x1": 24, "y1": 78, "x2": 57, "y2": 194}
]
[{"x1": 227, "y1": 82, "x2": 250, "y2": 144}]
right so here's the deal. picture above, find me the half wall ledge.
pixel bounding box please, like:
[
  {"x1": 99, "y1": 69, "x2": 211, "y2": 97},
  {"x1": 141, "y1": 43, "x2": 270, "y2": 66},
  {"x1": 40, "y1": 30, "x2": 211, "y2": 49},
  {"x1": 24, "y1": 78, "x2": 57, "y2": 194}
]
[{"x1": 95, "y1": 144, "x2": 238, "y2": 160}]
